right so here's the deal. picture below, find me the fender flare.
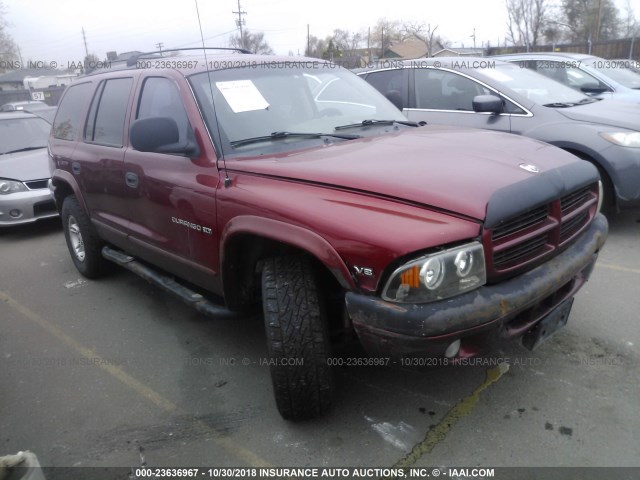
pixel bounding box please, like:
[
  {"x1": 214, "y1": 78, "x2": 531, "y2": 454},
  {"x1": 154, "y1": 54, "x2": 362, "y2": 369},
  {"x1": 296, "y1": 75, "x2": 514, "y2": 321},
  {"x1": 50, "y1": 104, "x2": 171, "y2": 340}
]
[
  {"x1": 220, "y1": 215, "x2": 356, "y2": 291},
  {"x1": 51, "y1": 170, "x2": 88, "y2": 212}
]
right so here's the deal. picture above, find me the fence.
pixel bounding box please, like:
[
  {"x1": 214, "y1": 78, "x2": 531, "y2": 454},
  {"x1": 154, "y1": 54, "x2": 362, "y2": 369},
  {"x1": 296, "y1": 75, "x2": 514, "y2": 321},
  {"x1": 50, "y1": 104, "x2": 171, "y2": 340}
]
[{"x1": 487, "y1": 37, "x2": 639, "y2": 59}]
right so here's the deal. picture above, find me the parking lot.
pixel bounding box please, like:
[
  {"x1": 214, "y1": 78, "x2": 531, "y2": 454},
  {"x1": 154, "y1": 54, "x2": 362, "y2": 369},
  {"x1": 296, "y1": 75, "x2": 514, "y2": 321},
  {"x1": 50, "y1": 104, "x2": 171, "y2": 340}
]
[{"x1": 1, "y1": 211, "x2": 639, "y2": 474}]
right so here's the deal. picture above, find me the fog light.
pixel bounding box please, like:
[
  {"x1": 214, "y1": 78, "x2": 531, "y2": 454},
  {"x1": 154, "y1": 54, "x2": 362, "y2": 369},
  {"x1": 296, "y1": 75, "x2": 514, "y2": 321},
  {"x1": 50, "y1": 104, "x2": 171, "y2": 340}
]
[
  {"x1": 9, "y1": 209, "x2": 21, "y2": 218},
  {"x1": 444, "y1": 339, "x2": 461, "y2": 358}
]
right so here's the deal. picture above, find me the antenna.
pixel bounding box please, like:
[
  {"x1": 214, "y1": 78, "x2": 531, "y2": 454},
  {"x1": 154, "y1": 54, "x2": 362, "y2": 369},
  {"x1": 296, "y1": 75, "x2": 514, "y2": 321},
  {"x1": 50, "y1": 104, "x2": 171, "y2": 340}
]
[{"x1": 193, "y1": 0, "x2": 231, "y2": 187}]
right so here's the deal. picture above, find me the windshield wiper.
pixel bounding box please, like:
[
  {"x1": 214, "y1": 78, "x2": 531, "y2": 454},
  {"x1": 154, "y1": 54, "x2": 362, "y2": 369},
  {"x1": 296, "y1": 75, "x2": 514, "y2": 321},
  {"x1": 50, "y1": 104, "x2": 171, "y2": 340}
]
[
  {"x1": 230, "y1": 131, "x2": 360, "y2": 148},
  {"x1": 334, "y1": 119, "x2": 422, "y2": 130},
  {"x1": 2, "y1": 146, "x2": 47, "y2": 155}
]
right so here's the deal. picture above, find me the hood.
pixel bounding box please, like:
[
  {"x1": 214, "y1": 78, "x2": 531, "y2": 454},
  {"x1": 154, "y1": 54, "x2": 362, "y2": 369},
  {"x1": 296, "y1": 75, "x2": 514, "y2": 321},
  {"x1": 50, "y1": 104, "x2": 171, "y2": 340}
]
[
  {"x1": 0, "y1": 148, "x2": 50, "y2": 182},
  {"x1": 227, "y1": 126, "x2": 584, "y2": 221},
  {"x1": 556, "y1": 99, "x2": 640, "y2": 130}
]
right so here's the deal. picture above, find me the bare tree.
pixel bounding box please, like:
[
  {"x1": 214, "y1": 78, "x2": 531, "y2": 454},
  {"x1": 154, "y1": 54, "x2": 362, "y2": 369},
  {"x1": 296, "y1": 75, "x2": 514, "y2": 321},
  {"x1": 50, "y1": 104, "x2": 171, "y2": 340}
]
[
  {"x1": 331, "y1": 29, "x2": 363, "y2": 58},
  {"x1": 229, "y1": 30, "x2": 274, "y2": 55},
  {"x1": 505, "y1": 0, "x2": 548, "y2": 48},
  {"x1": 622, "y1": 0, "x2": 639, "y2": 37},
  {"x1": 0, "y1": 1, "x2": 19, "y2": 71},
  {"x1": 305, "y1": 35, "x2": 327, "y2": 58},
  {"x1": 400, "y1": 22, "x2": 443, "y2": 56},
  {"x1": 370, "y1": 18, "x2": 401, "y2": 57}
]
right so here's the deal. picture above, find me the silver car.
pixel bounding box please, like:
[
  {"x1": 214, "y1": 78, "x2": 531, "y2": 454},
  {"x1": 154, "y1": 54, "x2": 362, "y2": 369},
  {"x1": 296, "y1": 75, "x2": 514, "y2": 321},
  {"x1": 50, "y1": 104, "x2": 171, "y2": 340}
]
[
  {"x1": 357, "y1": 57, "x2": 640, "y2": 212},
  {"x1": 494, "y1": 53, "x2": 640, "y2": 104},
  {"x1": 0, "y1": 112, "x2": 58, "y2": 226}
]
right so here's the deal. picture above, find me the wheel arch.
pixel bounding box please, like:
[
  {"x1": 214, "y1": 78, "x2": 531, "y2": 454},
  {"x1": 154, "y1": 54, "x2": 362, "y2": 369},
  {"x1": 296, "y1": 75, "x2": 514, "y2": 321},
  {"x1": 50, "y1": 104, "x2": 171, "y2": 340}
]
[{"x1": 220, "y1": 216, "x2": 355, "y2": 311}]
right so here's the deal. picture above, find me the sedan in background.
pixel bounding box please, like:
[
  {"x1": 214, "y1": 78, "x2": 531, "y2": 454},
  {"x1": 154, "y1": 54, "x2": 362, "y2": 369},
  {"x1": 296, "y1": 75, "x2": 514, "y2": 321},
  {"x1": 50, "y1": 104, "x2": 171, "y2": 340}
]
[
  {"x1": 0, "y1": 112, "x2": 58, "y2": 226},
  {"x1": 494, "y1": 53, "x2": 640, "y2": 103},
  {"x1": 357, "y1": 58, "x2": 640, "y2": 212}
]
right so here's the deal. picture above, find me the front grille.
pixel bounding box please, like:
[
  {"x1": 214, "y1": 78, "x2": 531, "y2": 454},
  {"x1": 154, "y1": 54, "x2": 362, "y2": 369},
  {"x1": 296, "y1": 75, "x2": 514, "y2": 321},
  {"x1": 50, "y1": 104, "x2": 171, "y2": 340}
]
[
  {"x1": 492, "y1": 205, "x2": 548, "y2": 241},
  {"x1": 484, "y1": 183, "x2": 598, "y2": 280},
  {"x1": 25, "y1": 179, "x2": 49, "y2": 190}
]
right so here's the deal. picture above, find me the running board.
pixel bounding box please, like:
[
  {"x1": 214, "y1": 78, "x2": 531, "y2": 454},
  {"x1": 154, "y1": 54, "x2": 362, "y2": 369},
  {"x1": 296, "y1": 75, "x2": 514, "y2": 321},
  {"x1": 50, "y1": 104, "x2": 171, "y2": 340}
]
[{"x1": 101, "y1": 246, "x2": 239, "y2": 319}]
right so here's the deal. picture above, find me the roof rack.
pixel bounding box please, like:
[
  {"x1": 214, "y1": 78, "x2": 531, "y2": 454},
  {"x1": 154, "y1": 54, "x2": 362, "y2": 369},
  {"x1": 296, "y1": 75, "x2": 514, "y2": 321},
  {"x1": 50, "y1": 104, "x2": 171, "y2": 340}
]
[{"x1": 126, "y1": 47, "x2": 252, "y2": 66}]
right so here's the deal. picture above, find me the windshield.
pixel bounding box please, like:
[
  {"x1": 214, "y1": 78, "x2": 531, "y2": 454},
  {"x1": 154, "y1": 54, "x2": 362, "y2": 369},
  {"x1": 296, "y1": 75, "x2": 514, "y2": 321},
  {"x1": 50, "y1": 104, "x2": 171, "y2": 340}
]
[
  {"x1": 589, "y1": 61, "x2": 640, "y2": 89},
  {"x1": 0, "y1": 117, "x2": 51, "y2": 155},
  {"x1": 189, "y1": 65, "x2": 406, "y2": 156},
  {"x1": 480, "y1": 64, "x2": 592, "y2": 106}
]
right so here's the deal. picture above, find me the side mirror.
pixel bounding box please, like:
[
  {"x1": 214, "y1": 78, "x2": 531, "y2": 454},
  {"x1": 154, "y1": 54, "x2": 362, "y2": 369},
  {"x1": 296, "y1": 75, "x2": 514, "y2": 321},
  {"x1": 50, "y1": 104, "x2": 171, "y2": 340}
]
[
  {"x1": 130, "y1": 117, "x2": 199, "y2": 156},
  {"x1": 472, "y1": 95, "x2": 503, "y2": 114},
  {"x1": 579, "y1": 81, "x2": 608, "y2": 95}
]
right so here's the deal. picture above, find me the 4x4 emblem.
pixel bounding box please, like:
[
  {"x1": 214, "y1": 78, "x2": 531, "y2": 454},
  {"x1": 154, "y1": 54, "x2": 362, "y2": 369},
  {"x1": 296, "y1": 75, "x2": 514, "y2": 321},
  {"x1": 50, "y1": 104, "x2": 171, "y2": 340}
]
[{"x1": 519, "y1": 163, "x2": 540, "y2": 173}]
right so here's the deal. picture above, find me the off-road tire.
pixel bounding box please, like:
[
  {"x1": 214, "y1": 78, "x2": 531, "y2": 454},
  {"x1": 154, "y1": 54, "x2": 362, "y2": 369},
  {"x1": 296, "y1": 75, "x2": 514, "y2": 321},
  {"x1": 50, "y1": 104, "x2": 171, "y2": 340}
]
[
  {"x1": 262, "y1": 256, "x2": 334, "y2": 420},
  {"x1": 61, "y1": 195, "x2": 108, "y2": 278}
]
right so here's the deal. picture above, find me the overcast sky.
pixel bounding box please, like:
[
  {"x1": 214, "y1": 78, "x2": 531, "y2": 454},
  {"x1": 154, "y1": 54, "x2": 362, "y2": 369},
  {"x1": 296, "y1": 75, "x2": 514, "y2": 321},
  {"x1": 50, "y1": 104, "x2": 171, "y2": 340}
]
[{"x1": 4, "y1": 0, "x2": 639, "y2": 65}]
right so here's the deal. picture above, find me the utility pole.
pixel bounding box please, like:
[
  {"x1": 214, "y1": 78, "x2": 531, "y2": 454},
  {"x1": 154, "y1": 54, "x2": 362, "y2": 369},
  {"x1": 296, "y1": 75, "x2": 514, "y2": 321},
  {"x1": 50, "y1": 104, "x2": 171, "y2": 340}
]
[
  {"x1": 82, "y1": 28, "x2": 89, "y2": 57},
  {"x1": 307, "y1": 24, "x2": 310, "y2": 56},
  {"x1": 233, "y1": 0, "x2": 247, "y2": 38},
  {"x1": 155, "y1": 42, "x2": 164, "y2": 55},
  {"x1": 471, "y1": 28, "x2": 476, "y2": 50},
  {"x1": 381, "y1": 26, "x2": 384, "y2": 59}
]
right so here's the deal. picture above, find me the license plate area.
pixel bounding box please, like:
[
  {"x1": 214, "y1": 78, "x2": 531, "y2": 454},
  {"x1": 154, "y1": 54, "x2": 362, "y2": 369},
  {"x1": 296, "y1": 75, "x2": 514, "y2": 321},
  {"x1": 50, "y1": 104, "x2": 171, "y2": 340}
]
[{"x1": 522, "y1": 297, "x2": 574, "y2": 351}]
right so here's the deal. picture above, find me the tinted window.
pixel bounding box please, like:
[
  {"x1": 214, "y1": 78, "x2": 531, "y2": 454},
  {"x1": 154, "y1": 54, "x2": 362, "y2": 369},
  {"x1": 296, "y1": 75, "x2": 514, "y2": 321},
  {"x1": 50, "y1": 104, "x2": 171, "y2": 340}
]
[
  {"x1": 535, "y1": 61, "x2": 611, "y2": 92},
  {"x1": 364, "y1": 70, "x2": 407, "y2": 109},
  {"x1": 415, "y1": 69, "x2": 491, "y2": 111},
  {"x1": 52, "y1": 82, "x2": 92, "y2": 140},
  {"x1": 137, "y1": 77, "x2": 190, "y2": 144},
  {"x1": 85, "y1": 78, "x2": 133, "y2": 147}
]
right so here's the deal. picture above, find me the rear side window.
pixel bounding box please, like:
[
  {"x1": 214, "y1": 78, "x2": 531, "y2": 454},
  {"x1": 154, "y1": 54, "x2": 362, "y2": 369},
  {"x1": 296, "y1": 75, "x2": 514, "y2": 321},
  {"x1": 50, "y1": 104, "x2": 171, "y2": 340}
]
[
  {"x1": 85, "y1": 78, "x2": 133, "y2": 147},
  {"x1": 52, "y1": 83, "x2": 92, "y2": 140}
]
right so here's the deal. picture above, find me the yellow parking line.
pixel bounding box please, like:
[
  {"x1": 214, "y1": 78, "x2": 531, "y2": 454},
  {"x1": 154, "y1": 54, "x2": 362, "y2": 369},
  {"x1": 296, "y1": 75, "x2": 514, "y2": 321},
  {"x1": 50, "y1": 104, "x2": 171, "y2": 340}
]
[
  {"x1": 393, "y1": 363, "x2": 510, "y2": 469},
  {"x1": 0, "y1": 290, "x2": 271, "y2": 467},
  {"x1": 596, "y1": 263, "x2": 640, "y2": 275}
]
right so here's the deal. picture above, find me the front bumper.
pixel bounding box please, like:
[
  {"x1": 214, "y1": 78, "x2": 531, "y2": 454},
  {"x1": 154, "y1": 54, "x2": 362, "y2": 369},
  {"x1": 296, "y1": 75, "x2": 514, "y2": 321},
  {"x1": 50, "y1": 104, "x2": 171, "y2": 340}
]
[
  {"x1": 345, "y1": 213, "x2": 608, "y2": 358},
  {"x1": 0, "y1": 188, "x2": 58, "y2": 227}
]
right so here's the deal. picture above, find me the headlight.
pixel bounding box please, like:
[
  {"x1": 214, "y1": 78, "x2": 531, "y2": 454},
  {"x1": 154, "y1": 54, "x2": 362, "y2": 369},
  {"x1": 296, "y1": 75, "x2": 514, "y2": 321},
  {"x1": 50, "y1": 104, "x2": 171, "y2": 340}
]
[
  {"x1": 382, "y1": 242, "x2": 486, "y2": 303},
  {"x1": 0, "y1": 179, "x2": 28, "y2": 195},
  {"x1": 599, "y1": 132, "x2": 640, "y2": 148}
]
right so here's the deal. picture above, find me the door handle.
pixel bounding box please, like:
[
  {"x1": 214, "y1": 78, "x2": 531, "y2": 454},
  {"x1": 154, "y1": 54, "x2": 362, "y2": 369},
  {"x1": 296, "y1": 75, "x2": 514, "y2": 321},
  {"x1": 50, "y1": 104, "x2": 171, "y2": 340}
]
[{"x1": 125, "y1": 172, "x2": 138, "y2": 188}]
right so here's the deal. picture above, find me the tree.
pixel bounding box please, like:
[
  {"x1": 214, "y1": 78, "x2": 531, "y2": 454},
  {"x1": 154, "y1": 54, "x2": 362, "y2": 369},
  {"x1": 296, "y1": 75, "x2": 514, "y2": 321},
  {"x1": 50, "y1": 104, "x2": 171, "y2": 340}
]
[
  {"x1": 505, "y1": 0, "x2": 548, "y2": 48},
  {"x1": 400, "y1": 22, "x2": 444, "y2": 57},
  {"x1": 305, "y1": 35, "x2": 327, "y2": 58},
  {"x1": 331, "y1": 28, "x2": 363, "y2": 59},
  {"x1": 622, "y1": 0, "x2": 639, "y2": 37},
  {"x1": 370, "y1": 18, "x2": 401, "y2": 58},
  {"x1": 0, "y1": 1, "x2": 19, "y2": 71},
  {"x1": 558, "y1": 0, "x2": 620, "y2": 42},
  {"x1": 229, "y1": 30, "x2": 274, "y2": 55}
]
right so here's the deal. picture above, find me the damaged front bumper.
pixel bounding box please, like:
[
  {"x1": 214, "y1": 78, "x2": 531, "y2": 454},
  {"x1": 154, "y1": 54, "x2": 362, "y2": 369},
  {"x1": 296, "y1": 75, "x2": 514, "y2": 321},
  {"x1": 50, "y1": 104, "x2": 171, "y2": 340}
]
[{"x1": 345, "y1": 213, "x2": 608, "y2": 359}]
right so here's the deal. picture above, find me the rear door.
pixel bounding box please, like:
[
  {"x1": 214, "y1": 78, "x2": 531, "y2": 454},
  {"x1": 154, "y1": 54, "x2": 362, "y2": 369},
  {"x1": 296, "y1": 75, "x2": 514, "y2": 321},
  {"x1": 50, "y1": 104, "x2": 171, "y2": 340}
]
[{"x1": 71, "y1": 76, "x2": 136, "y2": 235}]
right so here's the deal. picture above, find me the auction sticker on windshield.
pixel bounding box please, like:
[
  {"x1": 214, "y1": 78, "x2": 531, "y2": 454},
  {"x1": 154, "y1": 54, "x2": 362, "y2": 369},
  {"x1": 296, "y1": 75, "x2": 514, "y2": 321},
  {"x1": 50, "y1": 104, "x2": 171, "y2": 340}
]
[{"x1": 216, "y1": 80, "x2": 270, "y2": 113}]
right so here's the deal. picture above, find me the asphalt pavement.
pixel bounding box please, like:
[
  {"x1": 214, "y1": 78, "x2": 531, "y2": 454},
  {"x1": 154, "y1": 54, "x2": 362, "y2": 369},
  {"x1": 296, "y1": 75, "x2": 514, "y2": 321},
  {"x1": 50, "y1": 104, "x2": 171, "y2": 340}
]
[{"x1": 1, "y1": 211, "x2": 639, "y2": 477}]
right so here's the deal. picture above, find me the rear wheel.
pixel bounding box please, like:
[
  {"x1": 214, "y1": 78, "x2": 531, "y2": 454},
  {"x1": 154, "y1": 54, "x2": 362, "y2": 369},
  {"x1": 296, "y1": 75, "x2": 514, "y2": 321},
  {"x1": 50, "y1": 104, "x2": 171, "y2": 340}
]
[
  {"x1": 261, "y1": 256, "x2": 334, "y2": 420},
  {"x1": 61, "y1": 195, "x2": 108, "y2": 278}
]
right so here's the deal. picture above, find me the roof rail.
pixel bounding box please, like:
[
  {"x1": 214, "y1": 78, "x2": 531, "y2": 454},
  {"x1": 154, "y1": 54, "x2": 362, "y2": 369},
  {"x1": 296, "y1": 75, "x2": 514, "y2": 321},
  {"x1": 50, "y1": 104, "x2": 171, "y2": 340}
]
[{"x1": 126, "y1": 47, "x2": 252, "y2": 66}]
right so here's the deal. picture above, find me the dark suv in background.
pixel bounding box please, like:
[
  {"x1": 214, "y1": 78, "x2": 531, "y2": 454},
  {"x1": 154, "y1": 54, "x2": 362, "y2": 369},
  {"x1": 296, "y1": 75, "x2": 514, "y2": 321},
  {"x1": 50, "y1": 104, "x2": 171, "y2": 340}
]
[{"x1": 49, "y1": 49, "x2": 607, "y2": 420}]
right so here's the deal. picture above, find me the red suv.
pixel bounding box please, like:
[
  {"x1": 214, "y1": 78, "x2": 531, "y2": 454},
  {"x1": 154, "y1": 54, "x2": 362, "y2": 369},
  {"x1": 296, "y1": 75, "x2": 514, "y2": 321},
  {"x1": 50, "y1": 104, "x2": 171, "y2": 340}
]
[{"x1": 48, "y1": 50, "x2": 608, "y2": 420}]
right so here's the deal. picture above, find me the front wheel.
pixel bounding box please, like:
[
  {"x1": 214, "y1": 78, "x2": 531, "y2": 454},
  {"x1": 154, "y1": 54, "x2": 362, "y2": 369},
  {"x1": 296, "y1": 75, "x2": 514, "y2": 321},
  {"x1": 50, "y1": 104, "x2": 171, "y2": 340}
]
[
  {"x1": 261, "y1": 256, "x2": 334, "y2": 420},
  {"x1": 61, "y1": 195, "x2": 108, "y2": 278}
]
